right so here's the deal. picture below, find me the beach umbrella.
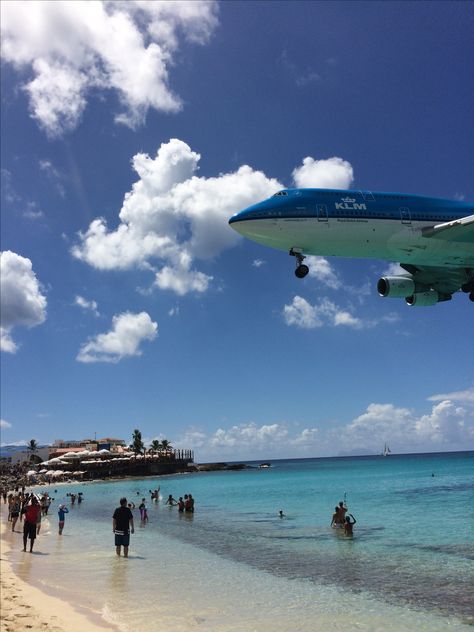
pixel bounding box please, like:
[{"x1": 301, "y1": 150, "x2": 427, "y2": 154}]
[
  {"x1": 62, "y1": 452, "x2": 79, "y2": 459},
  {"x1": 26, "y1": 470, "x2": 37, "y2": 477},
  {"x1": 52, "y1": 470, "x2": 65, "y2": 477},
  {"x1": 39, "y1": 468, "x2": 48, "y2": 473}
]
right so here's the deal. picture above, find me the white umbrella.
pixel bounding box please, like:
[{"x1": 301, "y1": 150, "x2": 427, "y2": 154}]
[
  {"x1": 52, "y1": 470, "x2": 65, "y2": 477},
  {"x1": 27, "y1": 470, "x2": 37, "y2": 477},
  {"x1": 39, "y1": 468, "x2": 48, "y2": 473}
]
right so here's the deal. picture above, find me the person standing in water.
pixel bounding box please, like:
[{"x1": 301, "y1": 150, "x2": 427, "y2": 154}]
[
  {"x1": 22, "y1": 497, "x2": 41, "y2": 552},
  {"x1": 138, "y1": 498, "x2": 148, "y2": 522},
  {"x1": 58, "y1": 504, "x2": 69, "y2": 534},
  {"x1": 113, "y1": 497, "x2": 134, "y2": 557},
  {"x1": 344, "y1": 514, "x2": 357, "y2": 536}
]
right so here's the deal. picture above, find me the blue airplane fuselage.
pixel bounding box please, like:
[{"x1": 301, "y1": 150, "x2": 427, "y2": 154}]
[
  {"x1": 229, "y1": 189, "x2": 473, "y2": 267},
  {"x1": 229, "y1": 188, "x2": 474, "y2": 305}
]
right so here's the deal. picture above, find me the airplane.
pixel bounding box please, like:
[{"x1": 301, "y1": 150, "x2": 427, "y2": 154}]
[{"x1": 228, "y1": 188, "x2": 474, "y2": 306}]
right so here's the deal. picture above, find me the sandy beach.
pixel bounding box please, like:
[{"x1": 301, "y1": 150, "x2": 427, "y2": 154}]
[{"x1": 0, "y1": 512, "x2": 116, "y2": 632}]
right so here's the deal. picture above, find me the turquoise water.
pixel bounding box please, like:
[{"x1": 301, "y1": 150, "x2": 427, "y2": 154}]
[{"x1": 8, "y1": 451, "x2": 474, "y2": 630}]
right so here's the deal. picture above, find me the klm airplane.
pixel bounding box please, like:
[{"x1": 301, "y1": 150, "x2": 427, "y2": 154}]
[{"x1": 229, "y1": 189, "x2": 474, "y2": 306}]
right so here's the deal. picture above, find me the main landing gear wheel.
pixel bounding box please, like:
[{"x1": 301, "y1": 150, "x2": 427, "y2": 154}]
[
  {"x1": 289, "y1": 248, "x2": 309, "y2": 279},
  {"x1": 295, "y1": 264, "x2": 309, "y2": 278}
]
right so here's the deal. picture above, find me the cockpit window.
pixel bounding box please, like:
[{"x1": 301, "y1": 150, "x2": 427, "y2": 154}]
[{"x1": 273, "y1": 190, "x2": 288, "y2": 197}]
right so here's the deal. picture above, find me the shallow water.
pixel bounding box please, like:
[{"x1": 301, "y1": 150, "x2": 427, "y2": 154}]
[{"x1": 9, "y1": 451, "x2": 474, "y2": 630}]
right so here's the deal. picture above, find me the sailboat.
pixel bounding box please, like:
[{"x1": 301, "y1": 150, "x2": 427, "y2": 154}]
[{"x1": 382, "y1": 443, "x2": 391, "y2": 457}]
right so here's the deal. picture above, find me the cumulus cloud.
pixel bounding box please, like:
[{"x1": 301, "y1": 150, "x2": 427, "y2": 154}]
[
  {"x1": 76, "y1": 311, "x2": 157, "y2": 363},
  {"x1": 306, "y1": 256, "x2": 341, "y2": 289},
  {"x1": 252, "y1": 259, "x2": 266, "y2": 268},
  {"x1": 283, "y1": 296, "x2": 363, "y2": 329},
  {"x1": 210, "y1": 423, "x2": 289, "y2": 449},
  {"x1": 74, "y1": 295, "x2": 100, "y2": 316},
  {"x1": 72, "y1": 138, "x2": 282, "y2": 294},
  {"x1": 1, "y1": 1, "x2": 219, "y2": 136},
  {"x1": 173, "y1": 386, "x2": 474, "y2": 459},
  {"x1": 0, "y1": 419, "x2": 12, "y2": 429},
  {"x1": 0, "y1": 251, "x2": 47, "y2": 353},
  {"x1": 339, "y1": 399, "x2": 474, "y2": 453},
  {"x1": 292, "y1": 156, "x2": 353, "y2": 189}
]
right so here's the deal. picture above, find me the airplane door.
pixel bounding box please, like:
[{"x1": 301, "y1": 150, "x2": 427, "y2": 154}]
[
  {"x1": 400, "y1": 207, "x2": 411, "y2": 225},
  {"x1": 317, "y1": 204, "x2": 328, "y2": 222}
]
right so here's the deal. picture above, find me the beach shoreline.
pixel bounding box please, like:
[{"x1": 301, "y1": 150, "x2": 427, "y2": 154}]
[{"x1": 0, "y1": 507, "x2": 117, "y2": 632}]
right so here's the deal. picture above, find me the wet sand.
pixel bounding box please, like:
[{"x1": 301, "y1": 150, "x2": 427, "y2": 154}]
[{"x1": 0, "y1": 511, "x2": 116, "y2": 632}]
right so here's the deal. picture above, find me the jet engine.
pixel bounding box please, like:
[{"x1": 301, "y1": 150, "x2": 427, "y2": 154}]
[
  {"x1": 405, "y1": 290, "x2": 439, "y2": 306},
  {"x1": 377, "y1": 276, "x2": 415, "y2": 298}
]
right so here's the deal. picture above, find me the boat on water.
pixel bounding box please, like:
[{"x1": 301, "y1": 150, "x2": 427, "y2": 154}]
[
  {"x1": 382, "y1": 443, "x2": 391, "y2": 457},
  {"x1": 259, "y1": 462, "x2": 271, "y2": 468}
]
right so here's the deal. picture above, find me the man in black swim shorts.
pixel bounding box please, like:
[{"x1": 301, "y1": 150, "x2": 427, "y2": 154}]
[{"x1": 112, "y1": 497, "x2": 134, "y2": 557}]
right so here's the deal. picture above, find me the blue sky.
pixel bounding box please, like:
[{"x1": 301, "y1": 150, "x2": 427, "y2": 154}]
[{"x1": 1, "y1": 1, "x2": 473, "y2": 459}]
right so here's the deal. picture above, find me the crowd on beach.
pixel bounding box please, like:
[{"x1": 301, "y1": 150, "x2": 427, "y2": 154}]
[
  {"x1": 2, "y1": 464, "x2": 356, "y2": 561},
  {"x1": 1, "y1": 471, "x2": 199, "y2": 558}
]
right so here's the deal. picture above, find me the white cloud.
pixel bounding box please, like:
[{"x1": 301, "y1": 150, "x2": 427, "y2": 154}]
[
  {"x1": 0, "y1": 419, "x2": 12, "y2": 429},
  {"x1": 0, "y1": 251, "x2": 47, "y2": 353},
  {"x1": 338, "y1": 399, "x2": 474, "y2": 453},
  {"x1": 252, "y1": 259, "x2": 266, "y2": 268},
  {"x1": 306, "y1": 256, "x2": 341, "y2": 289},
  {"x1": 428, "y1": 385, "x2": 474, "y2": 405},
  {"x1": 74, "y1": 295, "x2": 100, "y2": 316},
  {"x1": 173, "y1": 387, "x2": 474, "y2": 459},
  {"x1": 290, "y1": 427, "x2": 319, "y2": 446},
  {"x1": 176, "y1": 421, "x2": 316, "y2": 459},
  {"x1": 1, "y1": 329, "x2": 17, "y2": 354},
  {"x1": 292, "y1": 156, "x2": 353, "y2": 189},
  {"x1": 72, "y1": 138, "x2": 282, "y2": 294},
  {"x1": 1, "y1": 1, "x2": 219, "y2": 136},
  {"x1": 76, "y1": 311, "x2": 157, "y2": 363},
  {"x1": 210, "y1": 423, "x2": 289, "y2": 449},
  {"x1": 283, "y1": 296, "x2": 363, "y2": 329}
]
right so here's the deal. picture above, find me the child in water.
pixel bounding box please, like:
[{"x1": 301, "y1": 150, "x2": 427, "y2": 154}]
[{"x1": 139, "y1": 499, "x2": 148, "y2": 522}]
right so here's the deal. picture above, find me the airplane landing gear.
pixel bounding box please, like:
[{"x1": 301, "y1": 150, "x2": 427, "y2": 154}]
[{"x1": 289, "y1": 248, "x2": 309, "y2": 279}]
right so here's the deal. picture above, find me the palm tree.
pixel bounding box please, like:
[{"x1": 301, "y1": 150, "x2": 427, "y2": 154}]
[
  {"x1": 131, "y1": 429, "x2": 144, "y2": 456},
  {"x1": 27, "y1": 439, "x2": 38, "y2": 462},
  {"x1": 160, "y1": 439, "x2": 172, "y2": 452},
  {"x1": 149, "y1": 439, "x2": 161, "y2": 455}
]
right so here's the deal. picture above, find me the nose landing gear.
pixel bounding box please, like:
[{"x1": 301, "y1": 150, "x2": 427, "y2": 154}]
[{"x1": 289, "y1": 248, "x2": 309, "y2": 279}]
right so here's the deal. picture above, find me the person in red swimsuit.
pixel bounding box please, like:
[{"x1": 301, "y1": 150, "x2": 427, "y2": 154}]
[{"x1": 22, "y1": 497, "x2": 41, "y2": 552}]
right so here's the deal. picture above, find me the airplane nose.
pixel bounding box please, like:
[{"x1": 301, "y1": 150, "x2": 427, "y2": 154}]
[{"x1": 228, "y1": 204, "x2": 256, "y2": 231}]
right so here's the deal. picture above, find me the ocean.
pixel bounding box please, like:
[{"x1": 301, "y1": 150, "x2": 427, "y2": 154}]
[{"x1": 9, "y1": 451, "x2": 474, "y2": 631}]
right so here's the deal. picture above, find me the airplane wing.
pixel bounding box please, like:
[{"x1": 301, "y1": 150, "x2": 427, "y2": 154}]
[
  {"x1": 422, "y1": 214, "x2": 474, "y2": 242},
  {"x1": 400, "y1": 263, "x2": 473, "y2": 295}
]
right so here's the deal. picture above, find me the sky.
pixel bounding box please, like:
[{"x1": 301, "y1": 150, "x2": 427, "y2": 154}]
[{"x1": 1, "y1": 0, "x2": 473, "y2": 460}]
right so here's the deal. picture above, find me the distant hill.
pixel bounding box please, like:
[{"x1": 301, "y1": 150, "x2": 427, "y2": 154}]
[{"x1": 0, "y1": 444, "x2": 47, "y2": 458}]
